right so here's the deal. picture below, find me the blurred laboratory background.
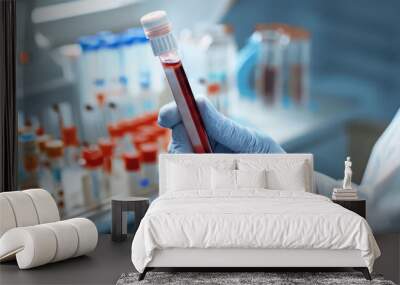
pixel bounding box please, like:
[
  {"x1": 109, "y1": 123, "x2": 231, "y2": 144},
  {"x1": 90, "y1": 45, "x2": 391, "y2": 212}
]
[{"x1": 16, "y1": 0, "x2": 400, "y2": 232}]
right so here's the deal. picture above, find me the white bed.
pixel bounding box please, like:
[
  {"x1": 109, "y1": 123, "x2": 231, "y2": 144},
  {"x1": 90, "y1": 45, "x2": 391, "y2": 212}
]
[{"x1": 131, "y1": 154, "x2": 380, "y2": 280}]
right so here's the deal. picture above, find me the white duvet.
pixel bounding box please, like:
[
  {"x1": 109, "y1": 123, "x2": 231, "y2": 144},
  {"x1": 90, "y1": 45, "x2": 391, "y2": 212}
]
[{"x1": 131, "y1": 190, "x2": 380, "y2": 273}]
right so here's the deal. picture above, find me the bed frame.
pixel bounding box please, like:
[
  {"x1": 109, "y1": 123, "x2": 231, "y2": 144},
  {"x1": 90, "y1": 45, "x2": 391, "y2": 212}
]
[
  {"x1": 139, "y1": 248, "x2": 371, "y2": 280},
  {"x1": 139, "y1": 154, "x2": 371, "y2": 281}
]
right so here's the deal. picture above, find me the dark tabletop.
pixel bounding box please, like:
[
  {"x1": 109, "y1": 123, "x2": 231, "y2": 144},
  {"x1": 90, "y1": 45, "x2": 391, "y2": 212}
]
[{"x1": 0, "y1": 234, "x2": 134, "y2": 285}]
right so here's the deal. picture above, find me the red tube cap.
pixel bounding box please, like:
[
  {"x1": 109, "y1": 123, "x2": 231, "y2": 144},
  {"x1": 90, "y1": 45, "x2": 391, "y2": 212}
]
[
  {"x1": 118, "y1": 119, "x2": 136, "y2": 135},
  {"x1": 46, "y1": 140, "x2": 64, "y2": 158},
  {"x1": 122, "y1": 152, "x2": 141, "y2": 171},
  {"x1": 62, "y1": 126, "x2": 78, "y2": 146},
  {"x1": 140, "y1": 143, "x2": 158, "y2": 163},
  {"x1": 107, "y1": 123, "x2": 123, "y2": 138},
  {"x1": 98, "y1": 138, "x2": 115, "y2": 157},
  {"x1": 36, "y1": 127, "x2": 45, "y2": 136},
  {"x1": 82, "y1": 147, "x2": 103, "y2": 168},
  {"x1": 132, "y1": 133, "x2": 153, "y2": 150}
]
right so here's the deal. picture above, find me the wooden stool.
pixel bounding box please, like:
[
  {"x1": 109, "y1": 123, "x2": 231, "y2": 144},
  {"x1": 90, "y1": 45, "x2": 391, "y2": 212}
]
[{"x1": 111, "y1": 196, "x2": 149, "y2": 242}]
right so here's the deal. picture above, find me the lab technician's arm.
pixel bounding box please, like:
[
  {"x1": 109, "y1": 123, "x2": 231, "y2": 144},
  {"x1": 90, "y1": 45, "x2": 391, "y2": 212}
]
[
  {"x1": 359, "y1": 108, "x2": 400, "y2": 233},
  {"x1": 158, "y1": 96, "x2": 336, "y2": 196},
  {"x1": 160, "y1": 99, "x2": 400, "y2": 233}
]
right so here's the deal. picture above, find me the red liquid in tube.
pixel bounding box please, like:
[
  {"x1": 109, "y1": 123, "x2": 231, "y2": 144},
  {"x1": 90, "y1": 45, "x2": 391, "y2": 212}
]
[
  {"x1": 162, "y1": 61, "x2": 213, "y2": 153},
  {"x1": 141, "y1": 10, "x2": 213, "y2": 153}
]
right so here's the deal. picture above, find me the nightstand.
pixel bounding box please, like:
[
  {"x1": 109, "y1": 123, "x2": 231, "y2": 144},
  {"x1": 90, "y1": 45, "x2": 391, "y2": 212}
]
[{"x1": 332, "y1": 199, "x2": 366, "y2": 218}]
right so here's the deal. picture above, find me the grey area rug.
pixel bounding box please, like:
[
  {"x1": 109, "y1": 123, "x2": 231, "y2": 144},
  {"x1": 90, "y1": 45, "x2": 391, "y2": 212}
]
[{"x1": 117, "y1": 272, "x2": 395, "y2": 285}]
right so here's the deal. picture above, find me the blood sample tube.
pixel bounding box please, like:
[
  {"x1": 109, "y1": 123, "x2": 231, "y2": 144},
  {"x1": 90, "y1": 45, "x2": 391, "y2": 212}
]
[
  {"x1": 288, "y1": 27, "x2": 310, "y2": 106},
  {"x1": 62, "y1": 126, "x2": 80, "y2": 167},
  {"x1": 19, "y1": 133, "x2": 40, "y2": 188},
  {"x1": 122, "y1": 152, "x2": 142, "y2": 196},
  {"x1": 81, "y1": 147, "x2": 105, "y2": 205},
  {"x1": 99, "y1": 138, "x2": 115, "y2": 174},
  {"x1": 107, "y1": 123, "x2": 124, "y2": 155},
  {"x1": 99, "y1": 138, "x2": 115, "y2": 197},
  {"x1": 139, "y1": 143, "x2": 158, "y2": 196},
  {"x1": 45, "y1": 140, "x2": 65, "y2": 215},
  {"x1": 141, "y1": 11, "x2": 213, "y2": 153}
]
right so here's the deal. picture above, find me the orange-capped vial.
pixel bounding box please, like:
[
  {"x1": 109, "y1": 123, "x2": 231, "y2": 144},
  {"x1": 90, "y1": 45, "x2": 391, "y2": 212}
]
[
  {"x1": 139, "y1": 143, "x2": 158, "y2": 194},
  {"x1": 24, "y1": 156, "x2": 39, "y2": 172},
  {"x1": 62, "y1": 126, "x2": 80, "y2": 166},
  {"x1": 207, "y1": 83, "x2": 221, "y2": 96},
  {"x1": 123, "y1": 152, "x2": 142, "y2": 196},
  {"x1": 123, "y1": 152, "x2": 141, "y2": 171},
  {"x1": 96, "y1": 92, "x2": 106, "y2": 107},
  {"x1": 136, "y1": 125, "x2": 160, "y2": 141},
  {"x1": 140, "y1": 143, "x2": 158, "y2": 163},
  {"x1": 207, "y1": 83, "x2": 222, "y2": 111},
  {"x1": 128, "y1": 118, "x2": 144, "y2": 133},
  {"x1": 81, "y1": 147, "x2": 105, "y2": 205},
  {"x1": 107, "y1": 123, "x2": 124, "y2": 139},
  {"x1": 98, "y1": 138, "x2": 115, "y2": 157},
  {"x1": 36, "y1": 127, "x2": 45, "y2": 136},
  {"x1": 45, "y1": 139, "x2": 65, "y2": 214},
  {"x1": 38, "y1": 134, "x2": 50, "y2": 153},
  {"x1": 118, "y1": 119, "x2": 134, "y2": 135},
  {"x1": 108, "y1": 123, "x2": 127, "y2": 162},
  {"x1": 82, "y1": 147, "x2": 103, "y2": 168},
  {"x1": 132, "y1": 133, "x2": 153, "y2": 150},
  {"x1": 62, "y1": 126, "x2": 79, "y2": 146},
  {"x1": 46, "y1": 140, "x2": 64, "y2": 158},
  {"x1": 286, "y1": 26, "x2": 310, "y2": 106},
  {"x1": 140, "y1": 124, "x2": 168, "y2": 153},
  {"x1": 99, "y1": 138, "x2": 115, "y2": 173}
]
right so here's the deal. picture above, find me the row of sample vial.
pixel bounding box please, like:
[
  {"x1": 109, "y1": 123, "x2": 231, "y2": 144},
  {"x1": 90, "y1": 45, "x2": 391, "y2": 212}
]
[
  {"x1": 18, "y1": 109, "x2": 169, "y2": 218},
  {"x1": 76, "y1": 28, "x2": 166, "y2": 146},
  {"x1": 78, "y1": 28, "x2": 162, "y2": 107}
]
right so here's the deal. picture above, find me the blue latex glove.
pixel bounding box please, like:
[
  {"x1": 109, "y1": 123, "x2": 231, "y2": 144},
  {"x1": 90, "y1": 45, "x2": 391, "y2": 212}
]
[
  {"x1": 158, "y1": 96, "x2": 334, "y2": 195},
  {"x1": 158, "y1": 96, "x2": 285, "y2": 154},
  {"x1": 159, "y1": 97, "x2": 338, "y2": 197}
]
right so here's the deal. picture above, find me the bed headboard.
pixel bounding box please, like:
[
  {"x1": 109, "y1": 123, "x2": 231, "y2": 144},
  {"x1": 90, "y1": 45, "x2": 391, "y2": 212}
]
[{"x1": 158, "y1": 153, "x2": 314, "y2": 195}]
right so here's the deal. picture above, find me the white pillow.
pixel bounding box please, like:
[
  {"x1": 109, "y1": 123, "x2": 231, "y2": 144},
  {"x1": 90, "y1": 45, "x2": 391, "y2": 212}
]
[
  {"x1": 167, "y1": 162, "x2": 209, "y2": 191},
  {"x1": 211, "y1": 168, "x2": 236, "y2": 190},
  {"x1": 266, "y1": 162, "x2": 307, "y2": 191},
  {"x1": 236, "y1": 169, "x2": 267, "y2": 189},
  {"x1": 211, "y1": 169, "x2": 268, "y2": 190},
  {"x1": 167, "y1": 160, "x2": 235, "y2": 191},
  {"x1": 238, "y1": 159, "x2": 309, "y2": 191}
]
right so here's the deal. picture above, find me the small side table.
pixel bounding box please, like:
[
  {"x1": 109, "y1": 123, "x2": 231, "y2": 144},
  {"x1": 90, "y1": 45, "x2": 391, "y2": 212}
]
[
  {"x1": 112, "y1": 196, "x2": 149, "y2": 242},
  {"x1": 332, "y1": 199, "x2": 366, "y2": 218}
]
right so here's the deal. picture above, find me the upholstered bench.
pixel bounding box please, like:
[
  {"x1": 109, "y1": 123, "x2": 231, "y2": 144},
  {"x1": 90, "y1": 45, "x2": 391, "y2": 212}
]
[{"x1": 0, "y1": 189, "x2": 98, "y2": 269}]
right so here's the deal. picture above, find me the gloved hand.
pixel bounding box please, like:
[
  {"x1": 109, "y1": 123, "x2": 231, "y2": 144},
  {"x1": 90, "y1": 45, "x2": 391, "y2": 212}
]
[
  {"x1": 158, "y1": 96, "x2": 285, "y2": 154},
  {"x1": 158, "y1": 97, "x2": 361, "y2": 205}
]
